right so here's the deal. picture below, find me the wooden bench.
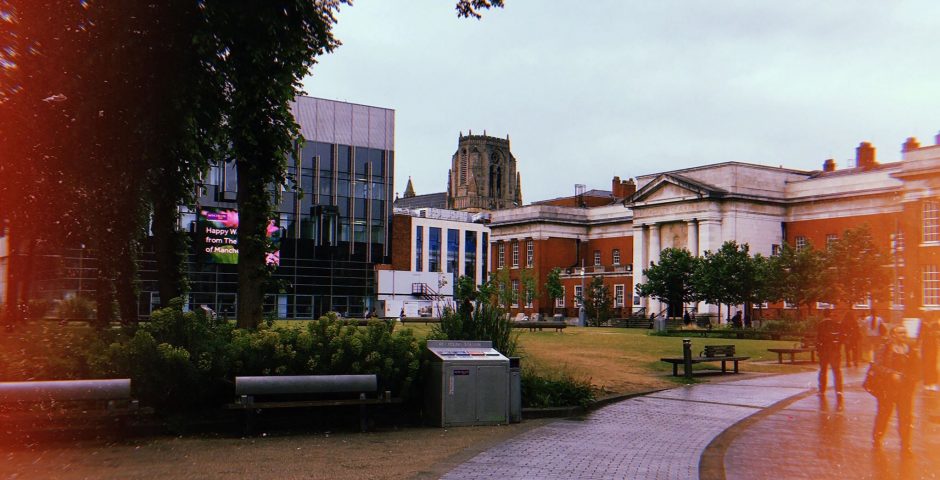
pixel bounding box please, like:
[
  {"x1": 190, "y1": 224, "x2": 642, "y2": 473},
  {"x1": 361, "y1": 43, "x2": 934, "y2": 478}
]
[
  {"x1": 660, "y1": 344, "x2": 750, "y2": 376},
  {"x1": 400, "y1": 317, "x2": 441, "y2": 324},
  {"x1": 0, "y1": 379, "x2": 139, "y2": 431},
  {"x1": 226, "y1": 374, "x2": 399, "y2": 434},
  {"x1": 512, "y1": 321, "x2": 567, "y2": 332},
  {"x1": 767, "y1": 336, "x2": 817, "y2": 364}
]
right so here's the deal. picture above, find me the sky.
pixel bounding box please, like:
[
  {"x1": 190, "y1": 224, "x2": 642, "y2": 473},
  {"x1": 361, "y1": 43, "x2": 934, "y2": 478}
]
[{"x1": 301, "y1": 0, "x2": 940, "y2": 203}]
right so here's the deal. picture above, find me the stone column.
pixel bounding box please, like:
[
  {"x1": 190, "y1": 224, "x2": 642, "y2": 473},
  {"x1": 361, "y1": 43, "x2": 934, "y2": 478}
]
[
  {"x1": 696, "y1": 219, "x2": 721, "y2": 318},
  {"x1": 686, "y1": 219, "x2": 699, "y2": 256},
  {"x1": 632, "y1": 224, "x2": 647, "y2": 313},
  {"x1": 647, "y1": 223, "x2": 661, "y2": 316}
]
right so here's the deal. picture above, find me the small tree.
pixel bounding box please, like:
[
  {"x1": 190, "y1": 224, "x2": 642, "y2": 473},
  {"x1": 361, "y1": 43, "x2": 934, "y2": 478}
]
[
  {"x1": 584, "y1": 276, "x2": 612, "y2": 327},
  {"x1": 488, "y1": 266, "x2": 517, "y2": 313},
  {"x1": 770, "y1": 243, "x2": 832, "y2": 319},
  {"x1": 520, "y1": 268, "x2": 538, "y2": 314},
  {"x1": 693, "y1": 241, "x2": 755, "y2": 322},
  {"x1": 635, "y1": 248, "x2": 699, "y2": 317},
  {"x1": 826, "y1": 225, "x2": 889, "y2": 314},
  {"x1": 544, "y1": 267, "x2": 564, "y2": 315}
]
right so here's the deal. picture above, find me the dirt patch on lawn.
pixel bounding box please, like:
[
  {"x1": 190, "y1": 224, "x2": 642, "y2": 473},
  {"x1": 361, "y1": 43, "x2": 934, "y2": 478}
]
[{"x1": 1, "y1": 420, "x2": 551, "y2": 480}]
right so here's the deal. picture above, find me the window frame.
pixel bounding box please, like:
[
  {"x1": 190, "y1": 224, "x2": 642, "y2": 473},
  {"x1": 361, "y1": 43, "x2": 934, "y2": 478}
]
[
  {"x1": 526, "y1": 240, "x2": 534, "y2": 268},
  {"x1": 593, "y1": 250, "x2": 601, "y2": 267},
  {"x1": 556, "y1": 286, "x2": 565, "y2": 308},
  {"x1": 614, "y1": 284, "x2": 625, "y2": 308},
  {"x1": 924, "y1": 265, "x2": 940, "y2": 307},
  {"x1": 924, "y1": 201, "x2": 940, "y2": 243},
  {"x1": 511, "y1": 241, "x2": 519, "y2": 268},
  {"x1": 612, "y1": 249, "x2": 621, "y2": 266}
]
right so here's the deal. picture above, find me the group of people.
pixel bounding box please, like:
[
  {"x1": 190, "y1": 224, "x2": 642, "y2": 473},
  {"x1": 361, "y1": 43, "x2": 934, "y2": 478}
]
[{"x1": 816, "y1": 309, "x2": 940, "y2": 456}]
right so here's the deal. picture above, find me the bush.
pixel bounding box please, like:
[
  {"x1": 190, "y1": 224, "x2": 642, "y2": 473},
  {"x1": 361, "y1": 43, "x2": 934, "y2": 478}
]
[
  {"x1": 430, "y1": 303, "x2": 519, "y2": 357},
  {"x1": 57, "y1": 295, "x2": 96, "y2": 320},
  {"x1": 521, "y1": 366, "x2": 595, "y2": 408},
  {"x1": 84, "y1": 302, "x2": 423, "y2": 414}
]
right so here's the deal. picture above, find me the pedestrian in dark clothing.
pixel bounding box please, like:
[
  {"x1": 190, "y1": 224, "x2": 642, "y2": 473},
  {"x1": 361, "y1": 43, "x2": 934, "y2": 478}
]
[
  {"x1": 730, "y1": 311, "x2": 742, "y2": 329},
  {"x1": 840, "y1": 311, "x2": 861, "y2": 368},
  {"x1": 817, "y1": 310, "x2": 843, "y2": 397},
  {"x1": 921, "y1": 315, "x2": 939, "y2": 390},
  {"x1": 871, "y1": 326, "x2": 919, "y2": 455},
  {"x1": 683, "y1": 311, "x2": 691, "y2": 326}
]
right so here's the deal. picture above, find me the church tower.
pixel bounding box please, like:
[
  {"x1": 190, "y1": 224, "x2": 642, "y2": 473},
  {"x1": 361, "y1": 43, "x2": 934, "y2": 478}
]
[{"x1": 446, "y1": 131, "x2": 522, "y2": 212}]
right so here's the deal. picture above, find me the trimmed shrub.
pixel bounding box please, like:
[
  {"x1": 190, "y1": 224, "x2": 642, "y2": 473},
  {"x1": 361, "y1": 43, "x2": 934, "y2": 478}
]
[
  {"x1": 430, "y1": 303, "x2": 519, "y2": 357},
  {"x1": 521, "y1": 366, "x2": 595, "y2": 408}
]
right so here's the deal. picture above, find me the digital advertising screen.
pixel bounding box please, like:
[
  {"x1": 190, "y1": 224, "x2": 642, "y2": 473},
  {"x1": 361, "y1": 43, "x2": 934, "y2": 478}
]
[{"x1": 197, "y1": 207, "x2": 281, "y2": 265}]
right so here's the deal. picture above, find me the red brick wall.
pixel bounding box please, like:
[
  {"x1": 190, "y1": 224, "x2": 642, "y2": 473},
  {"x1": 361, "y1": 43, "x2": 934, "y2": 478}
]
[
  {"x1": 390, "y1": 215, "x2": 413, "y2": 271},
  {"x1": 900, "y1": 197, "x2": 940, "y2": 316}
]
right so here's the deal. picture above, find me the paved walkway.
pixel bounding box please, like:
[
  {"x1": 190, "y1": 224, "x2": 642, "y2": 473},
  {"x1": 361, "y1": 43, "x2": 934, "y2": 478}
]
[{"x1": 441, "y1": 368, "x2": 940, "y2": 479}]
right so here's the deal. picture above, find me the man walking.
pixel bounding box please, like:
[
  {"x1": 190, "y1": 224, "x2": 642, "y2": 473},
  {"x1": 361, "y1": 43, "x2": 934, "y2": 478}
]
[{"x1": 817, "y1": 310, "x2": 843, "y2": 399}]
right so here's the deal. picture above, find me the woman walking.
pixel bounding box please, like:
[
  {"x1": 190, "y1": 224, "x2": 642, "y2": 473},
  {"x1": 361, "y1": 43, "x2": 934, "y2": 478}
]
[{"x1": 870, "y1": 326, "x2": 919, "y2": 456}]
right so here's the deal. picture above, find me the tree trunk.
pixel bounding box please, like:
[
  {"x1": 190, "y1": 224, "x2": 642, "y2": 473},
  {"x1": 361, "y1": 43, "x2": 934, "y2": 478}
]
[
  {"x1": 152, "y1": 193, "x2": 188, "y2": 308},
  {"x1": 94, "y1": 262, "x2": 115, "y2": 329},
  {"x1": 115, "y1": 240, "x2": 140, "y2": 325},
  {"x1": 235, "y1": 158, "x2": 270, "y2": 329}
]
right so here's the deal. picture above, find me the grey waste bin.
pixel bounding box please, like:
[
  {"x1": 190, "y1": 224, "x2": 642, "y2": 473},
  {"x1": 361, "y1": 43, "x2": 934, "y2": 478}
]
[
  {"x1": 509, "y1": 357, "x2": 521, "y2": 423},
  {"x1": 654, "y1": 317, "x2": 667, "y2": 332},
  {"x1": 425, "y1": 340, "x2": 509, "y2": 427}
]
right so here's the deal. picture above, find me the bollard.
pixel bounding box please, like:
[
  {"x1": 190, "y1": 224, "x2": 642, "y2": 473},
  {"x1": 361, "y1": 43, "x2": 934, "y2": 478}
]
[{"x1": 683, "y1": 338, "x2": 693, "y2": 379}]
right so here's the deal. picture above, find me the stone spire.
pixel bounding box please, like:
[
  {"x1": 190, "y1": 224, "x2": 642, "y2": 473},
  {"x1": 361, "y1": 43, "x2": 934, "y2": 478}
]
[{"x1": 403, "y1": 177, "x2": 416, "y2": 198}]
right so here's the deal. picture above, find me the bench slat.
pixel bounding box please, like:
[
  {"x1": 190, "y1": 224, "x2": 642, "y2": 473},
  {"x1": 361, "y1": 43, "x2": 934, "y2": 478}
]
[{"x1": 235, "y1": 375, "x2": 377, "y2": 396}]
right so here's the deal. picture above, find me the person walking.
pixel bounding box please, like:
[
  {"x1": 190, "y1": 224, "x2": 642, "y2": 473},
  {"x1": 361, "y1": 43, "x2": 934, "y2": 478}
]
[
  {"x1": 871, "y1": 326, "x2": 919, "y2": 455},
  {"x1": 840, "y1": 311, "x2": 861, "y2": 368},
  {"x1": 864, "y1": 309, "x2": 887, "y2": 362},
  {"x1": 817, "y1": 310, "x2": 843, "y2": 398}
]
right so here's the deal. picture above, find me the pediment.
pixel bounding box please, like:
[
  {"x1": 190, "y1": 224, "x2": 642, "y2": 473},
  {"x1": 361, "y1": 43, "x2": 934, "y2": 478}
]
[{"x1": 627, "y1": 173, "x2": 726, "y2": 204}]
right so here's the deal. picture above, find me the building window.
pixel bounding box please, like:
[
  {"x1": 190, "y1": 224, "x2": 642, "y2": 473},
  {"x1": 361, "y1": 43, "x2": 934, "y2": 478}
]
[
  {"x1": 415, "y1": 226, "x2": 423, "y2": 272},
  {"x1": 612, "y1": 249, "x2": 621, "y2": 266},
  {"x1": 511, "y1": 242, "x2": 519, "y2": 268},
  {"x1": 772, "y1": 244, "x2": 781, "y2": 256},
  {"x1": 614, "y1": 284, "x2": 625, "y2": 308},
  {"x1": 925, "y1": 201, "x2": 940, "y2": 243},
  {"x1": 556, "y1": 286, "x2": 565, "y2": 308},
  {"x1": 525, "y1": 287, "x2": 533, "y2": 308},
  {"x1": 428, "y1": 227, "x2": 441, "y2": 273},
  {"x1": 511, "y1": 279, "x2": 520, "y2": 308},
  {"x1": 526, "y1": 240, "x2": 534, "y2": 268},
  {"x1": 574, "y1": 285, "x2": 583, "y2": 308},
  {"x1": 482, "y1": 232, "x2": 489, "y2": 280},
  {"x1": 464, "y1": 231, "x2": 477, "y2": 278},
  {"x1": 784, "y1": 301, "x2": 796, "y2": 309},
  {"x1": 853, "y1": 296, "x2": 872, "y2": 310},
  {"x1": 795, "y1": 236, "x2": 808, "y2": 252},
  {"x1": 497, "y1": 242, "x2": 505, "y2": 269},
  {"x1": 446, "y1": 229, "x2": 459, "y2": 273},
  {"x1": 816, "y1": 302, "x2": 835, "y2": 310},
  {"x1": 924, "y1": 265, "x2": 940, "y2": 306},
  {"x1": 593, "y1": 250, "x2": 601, "y2": 267},
  {"x1": 891, "y1": 277, "x2": 905, "y2": 309},
  {"x1": 826, "y1": 234, "x2": 838, "y2": 250}
]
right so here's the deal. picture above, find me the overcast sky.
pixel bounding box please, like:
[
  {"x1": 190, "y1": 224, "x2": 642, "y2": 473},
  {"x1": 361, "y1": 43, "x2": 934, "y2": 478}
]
[{"x1": 302, "y1": 0, "x2": 940, "y2": 203}]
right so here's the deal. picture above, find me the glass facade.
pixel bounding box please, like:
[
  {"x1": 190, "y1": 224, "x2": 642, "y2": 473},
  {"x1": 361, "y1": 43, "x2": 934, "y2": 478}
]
[
  {"x1": 447, "y1": 229, "x2": 459, "y2": 274},
  {"x1": 428, "y1": 227, "x2": 441, "y2": 273},
  {"x1": 464, "y1": 231, "x2": 477, "y2": 278},
  {"x1": 415, "y1": 226, "x2": 424, "y2": 272}
]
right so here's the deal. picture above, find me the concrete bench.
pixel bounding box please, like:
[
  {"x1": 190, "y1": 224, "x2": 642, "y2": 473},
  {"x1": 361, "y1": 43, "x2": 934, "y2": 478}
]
[
  {"x1": 660, "y1": 344, "x2": 750, "y2": 376},
  {"x1": 226, "y1": 374, "x2": 399, "y2": 434},
  {"x1": 0, "y1": 379, "x2": 139, "y2": 431},
  {"x1": 512, "y1": 321, "x2": 567, "y2": 332}
]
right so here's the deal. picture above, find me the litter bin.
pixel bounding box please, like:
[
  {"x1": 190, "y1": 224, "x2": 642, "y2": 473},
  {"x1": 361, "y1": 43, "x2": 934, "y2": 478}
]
[
  {"x1": 509, "y1": 357, "x2": 521, "y2": 423},
  {"x1": 654, "y1": 317, "x2": 667, "y2": 332},
  {"x1": 425, "y1": 340, "x2": 509, "y2": 427}
]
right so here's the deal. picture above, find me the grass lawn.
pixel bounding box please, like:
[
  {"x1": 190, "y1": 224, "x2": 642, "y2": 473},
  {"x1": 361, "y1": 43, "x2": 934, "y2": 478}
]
[{"x1": 399, "y1": 324, "x2": 814, "y2": 396}]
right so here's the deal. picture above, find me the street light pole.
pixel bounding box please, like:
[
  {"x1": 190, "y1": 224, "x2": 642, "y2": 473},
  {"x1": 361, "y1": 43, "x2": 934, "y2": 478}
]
[{"x1": 579, "y1": 259, "x2": 586, "y2": 327}]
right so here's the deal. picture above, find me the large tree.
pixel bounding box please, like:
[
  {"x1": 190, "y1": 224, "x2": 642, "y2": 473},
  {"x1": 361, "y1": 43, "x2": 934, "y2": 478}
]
[
  {"x1": 692, "y1": 241, "x2": 756, "y2": 322},
  {"x1": 770, "y1": 243, "x2": 832, "y2": 318},
  {"x1": 635, "y1": 248, "x2": 699, "y2": 317}
]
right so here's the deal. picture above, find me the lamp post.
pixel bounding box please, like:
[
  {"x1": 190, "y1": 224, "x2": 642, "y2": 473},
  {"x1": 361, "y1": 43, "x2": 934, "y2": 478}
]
[{"x1": 579, "y1": 260, "x2": 586, "y2": 327}]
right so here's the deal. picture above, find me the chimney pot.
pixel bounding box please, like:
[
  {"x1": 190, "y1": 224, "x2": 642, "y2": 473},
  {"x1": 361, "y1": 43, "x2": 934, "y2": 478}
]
[
  {"x1": 855, "y1": 142, "x2": 876, "y2": 169},
  {"x1": 902, "y1": 137, "x2": 920, "y2": 152},
  {"x1": 823, "y1": 159, "x2": 836, "y2": 172}
]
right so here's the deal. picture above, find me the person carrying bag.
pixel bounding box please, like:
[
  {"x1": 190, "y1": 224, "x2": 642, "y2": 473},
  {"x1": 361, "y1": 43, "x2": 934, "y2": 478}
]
[{"x1": 865, "y1": 326, "x2": 919, "y2": 456}]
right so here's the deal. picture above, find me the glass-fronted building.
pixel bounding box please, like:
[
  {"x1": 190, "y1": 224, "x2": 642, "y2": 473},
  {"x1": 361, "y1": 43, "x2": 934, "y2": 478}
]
[{"x1": 26, "y1": 96, "x2": 394, "y2": 320}]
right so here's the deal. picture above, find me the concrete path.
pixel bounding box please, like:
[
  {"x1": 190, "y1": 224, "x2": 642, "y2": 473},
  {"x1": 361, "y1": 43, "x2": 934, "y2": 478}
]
[{"x1": 442, "y1": 368, "x2": 940, "y2": 479}]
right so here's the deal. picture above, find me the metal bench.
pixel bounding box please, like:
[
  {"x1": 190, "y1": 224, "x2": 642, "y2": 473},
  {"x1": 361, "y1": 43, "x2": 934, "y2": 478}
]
[
  {"x1": 227, "y1": 374, "x2": 399, "y2": 434},
  {"x1": 660, "y1": 344, "x2": 750, "y2": 376},
  {"x1": 0, "y1": 379, "x2": 139, "y2": 431}
]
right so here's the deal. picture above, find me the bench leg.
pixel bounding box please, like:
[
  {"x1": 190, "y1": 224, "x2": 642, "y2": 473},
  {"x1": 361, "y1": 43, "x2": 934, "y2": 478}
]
[
  {"x1": 733, "y1": 361, "x2": 739, "y2": 374},
  {"x1": 673, "y1": 363, "x2": 678, "y2": 376},
  {"x1": 789, "y1": 353, "x2": 795, "y2": 363},
  {"x1": 777, "y1": 353, "x2": 783, "y2": 364}
]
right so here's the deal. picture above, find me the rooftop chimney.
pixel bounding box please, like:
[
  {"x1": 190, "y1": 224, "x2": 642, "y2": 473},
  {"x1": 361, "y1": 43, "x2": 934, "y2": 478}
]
[
  {"x1": 855, "y1": 142, "x2": 876, "y2": 169},
  {"x1": 902, "y1": 137, "x2": 920, "y2": 152},
  {"x1": 822, "y1": 159, "x2": 836, "y2": 172},
  {"x1": 612, "y1": 176, "x2": 636, "y2": 199}
]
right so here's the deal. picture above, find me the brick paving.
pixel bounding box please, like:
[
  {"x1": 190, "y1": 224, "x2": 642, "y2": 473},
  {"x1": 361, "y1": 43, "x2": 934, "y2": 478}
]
[{"x1": 442, "y1": 369, "x2": 940, "y2": 480}]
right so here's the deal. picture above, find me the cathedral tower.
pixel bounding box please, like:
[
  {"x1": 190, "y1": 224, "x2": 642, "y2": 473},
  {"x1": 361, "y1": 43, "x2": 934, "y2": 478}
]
[{"x1": 446, "y1": 131, "x2": 522, "y2": 212}]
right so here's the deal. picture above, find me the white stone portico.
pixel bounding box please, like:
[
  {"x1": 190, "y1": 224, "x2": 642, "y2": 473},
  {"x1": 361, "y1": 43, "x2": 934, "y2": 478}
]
[{"x1": 628, "y1": 162, "x2": 812, "y2": 318}]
